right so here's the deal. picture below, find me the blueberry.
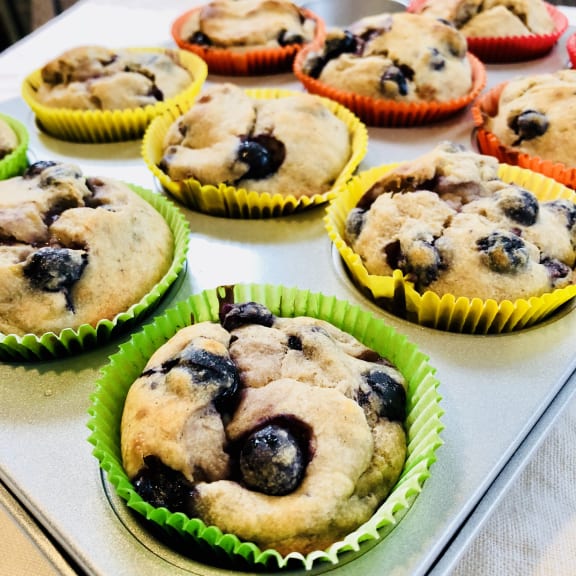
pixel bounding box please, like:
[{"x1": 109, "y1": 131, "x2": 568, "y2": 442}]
[
  {"x1": 545, "y1": 200, "x2": 576, "y2": 229},
  {"x1": 541, "y1": 257, "x2": 571, "y2": 283},
  {"x1": 428, "y1": 47, "x2": 446, "y2": 70},
  {"x1": 345, "y1": 207, "x2": 366, "y2": 242},
  {"x1": 22, "y1": 161, "x2": 57, "y2": 179},
  {"x1": 358, "y1": 370, "x2": 406, "y2": 422},
  {"x1": 306, "y1": 31, "x2": 359, "y2": 78},
  {"x1": 237, "y1": 135, "x2": 286, "y2": 180},
  {"x1": 220, "y1": 302, "x2": 275, "y2": 331},
  {"x1": 287, "y1": 335, "x2": 302, "y2": 350},
  {"x1": 147, "y1": 84, "x2": 164, "y2": 101},
  {"x1": 498, "y1": 187, "x2": 539, "y2": 226},
  {"x1": 188, "y1": 31, "x2": 212, "y2": 46},
  {"x1": 476, "y1": 232, "x2": 530, "y2": 273},
  {"x1": 405, "y1": 239, "x2": 442, "y2": 287},
  {"x1": 23, "y1": 247, "x2": 88, "y2": 292},
  {"x1": 176, "y1": 344, "x2": 239, "y2": 413},
  {"x1": 384, "y1": 239, "x2": 405, "y2": 271},
  {"x1": 510, "y1": 110, "x2": 549, "y2": 143},
  {"x1": 133, "y1": 456, "x2": 192, "y2": 512},
  {"x1": 277, "y1": 29, "x2": 304, "y2": 46},
  {"x1": 380, "y1": 65, "x2": 411, "y2": 97},
  {"x1": 239, "y1": 423, "x2": 306, "y2": 496}
]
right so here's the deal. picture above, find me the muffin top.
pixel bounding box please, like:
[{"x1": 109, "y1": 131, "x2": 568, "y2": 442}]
[
  {"x1": 0, "y1": 161, "x2": 173, "y2": 336},
  {"x1": 121, "y1": 301, "x2": 406, "y2": 556},
  {"x1": 178, "y1": 0, "x2": 317, "y2": 51},
  {"x1": 415, "y1": 0, "x2": 555, "y2": 37},
  {"x1": 0, "y1": 118, "x2": 18, "y2": 160},
  {"x1": 301, "y1": 12, "x2": 472, "y2": 103},
  {"x1": 345, "y1": 141, "x2": 576, "y2": 301},
  {"x1": 484, "y1": 70, "x2": 576, "y2": 167},
  {"x1": 35, "y1": 46, "x2": 193, "y2": 111},
  {"x1": 159, "y1": 83, "x2": 351, "y2": 198}
]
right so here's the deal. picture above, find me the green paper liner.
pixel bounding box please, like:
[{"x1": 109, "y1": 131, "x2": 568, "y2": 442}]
[
  {"x1": 0, "y1": 185, "x2": 190, "y2": 362},
  {"x1": 0, "y1": 113, "x2": 29, "y2": 179},
  {"x1": 325, "y1": 163, "x2": 576, "y2": 334},
  {"x1": 142, "y1": 88, "x2": 368, "y2": 218},
  {"x1": 87, "y1": 283, "x2": 444, "y2": 571}
]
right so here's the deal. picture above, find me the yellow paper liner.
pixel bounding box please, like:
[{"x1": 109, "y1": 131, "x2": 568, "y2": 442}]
[
  {"x1": 293, "y1": 49, "x2": 486, "y2": 127},
  {"x1": 21, "y1": 48, "x2": 208, "y2": 143},
  {"x1": 325, "y1": 163, "x2": 576, "y2": 334},
  {"x1": 171, "y1": 6, "x2": 325, "y2": 76},
  {"x1": 568, "y1": 32, "x2": 576, "y2": 68},
  {"x1": 142, "y1": 87, "x2": 368, "y2": 217},
  {"x1": 87, "y1": 283, "x2": 444, "y2": 571},
  {"x1": 408, "y1": 1, "x2": 567, "y2": 63},
  {"x1": 0, "y1": 184, "x2": 190, "y2": 362},
  {"x1": 0, "y1": 113, "x2": 29, "y2": 179},
  {"x1": 472, "y1": 82, "x2": 576, "y2": 189}
]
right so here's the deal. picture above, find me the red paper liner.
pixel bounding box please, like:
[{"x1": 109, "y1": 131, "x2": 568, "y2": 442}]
[
  {"x1": 567, "y1": 32, "x2": 576, "y2": 68},
  {"x1": 471, "y1": 82, "x2": 576, "y2": 189},
  {"x1": 408, "y1": 1, "x2": 567, "y2": 63},
  {"x1": 293, "y1": 50, "x2": 486, "y2": 127},
  {"x1": 171, "y1": 6, "x2": 325, "y2": 76}
]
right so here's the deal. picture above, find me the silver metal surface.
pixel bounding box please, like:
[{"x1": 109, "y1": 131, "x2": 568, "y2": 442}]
[
  {"x1": 300, "y1": 0, "x2": 407, "y2": 26},
  {"x1": 0, "y1": 28, "x2": 575, "y2": 576}
]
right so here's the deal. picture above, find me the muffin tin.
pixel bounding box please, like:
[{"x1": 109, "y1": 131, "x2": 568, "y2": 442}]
[{"x1": 1, "y1": 3, "x2": 576, "y2": 576}]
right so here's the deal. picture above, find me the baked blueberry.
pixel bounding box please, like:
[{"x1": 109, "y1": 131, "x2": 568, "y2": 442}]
[
  {"x1": 39, "y1": 163, "x2": 83, "y2": 188},
  {"x1": 510, "y1": 110, "x2": 549, "y2": 143},
  {"x1": 428, "y1": 47, "x2": 446, "y2": 70},
  {"x1": 541, "y1": 257, "x2": 571, "y2": 283},
  {"x1": 497, "y1": 187, "x2": 539, "y2": 226},
  {"x1": 188, "y1": 31, "x2": 212, "y2": 46},
  {"x1": 277, "y1": 29, "x2": 305, "y2": 46},
  {"x1": 545, "y1": 199, "x2": 576, "y2": 230},
  {"x1": 358, "y1": 369, "x2": 406, "y2": 422},
  {"x1": 177, "y1": 344, "x2": 239, "y2": 413},
  {"x1": 345, "y1": 207, "x2": 366, "y2": 242},
  {"x1": 380, "y1": 65, "x2": 411, "y2": 97},
  {"x1": 239, "y1": 423, "x2": 306, "y2": 496},
  {"x1": 476, "y1": 231, "x2": 530, "y2": 273},
  {"x1": 133, "y1": 456, "x2": 192, "y2": 512},
  {"x1": 237, "y1": 134, "x2": 286, "y2": 180},
  {"x1": 405, "y1": 238, "x2": 442, "y2": 286},
  {"x1": 220, "y1": 301, "x2": 275, "y2": 331},
  {"x1": 23, "y1": 247, "x2": 88, "y2": 292},
  {"x1": 22, "y1": 160, "x2": 57, "y2": 179},
  {"x1": 306, "y1": 31, "x2": 360, "y2": 78},
  {"x1": 287, "y1": 335, "x2": 303, "y2": 350}
]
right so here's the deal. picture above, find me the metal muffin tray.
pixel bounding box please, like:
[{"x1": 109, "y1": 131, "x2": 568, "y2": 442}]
[{"x1": 1, "y1": 27, "x2": 576, "y2": 576}]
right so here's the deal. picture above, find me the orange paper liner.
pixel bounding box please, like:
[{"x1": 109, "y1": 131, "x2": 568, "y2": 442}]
[
  {"x1": 408, "y1": 1, "x2": 567, "y2": 63},
  {"x1": 472, "y1": 82, "x2": 576, "y2": 189},
  {"x1": 21, "y1": 48, "x2": 208, "y2": 143},
  {"x1": 293, "y1": 50, "x2": 486, "y2": 127},
  {"x1": 567, "y1": 32, "x2": 576, "y2": 68},
  {"x1": 325, "y1": 163, "x2": 576, "y2": 334},
  {"x1": 142, "y1": 87, "x2": 368, "y2": 218},
  {"x1": 171, "y1": 6, "x2": 325, "y2": 76}
]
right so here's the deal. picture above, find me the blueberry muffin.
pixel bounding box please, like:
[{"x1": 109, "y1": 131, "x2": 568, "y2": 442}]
[
  {"x1": 415, "y1": 0, "x2": 555, "y2": 37},
  {"x1": 159, "y1": 83, "x2": 351, "y2": 198},
  {"x1": 35, "y1": 46, "x2": 193, "y2": 111},
  {"x1": 177, "y1": 0, "x2": 317, "y2": 52},
  {"x1": 482, "y1": 70, "x2": 576, "y2": 168},
  {"x1": 0, "y1": 161, "x2": 173, "y2": 336},
  {"x1": 344, "y1": 142, "x2": 576, "y2": 301},
  {"x1": 121, "y1": 301, "x2": 407, "y2": 555},
  {"x1": 301, "y1": 12, "x2": 472, "y2": 103},
  {"x1": 0, "y1": 118, "x2": 18, "y2": 160}
]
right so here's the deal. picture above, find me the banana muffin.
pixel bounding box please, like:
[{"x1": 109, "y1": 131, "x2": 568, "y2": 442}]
[
  {"x1": 121, "y1": 301, "x2": 407, "y2": 555},
  {"x1": 159, "y1": 83, "x2": 352, "y2": 198},
  {"x1": 35, "y1": 45, "x2": 193, "y2": 110},
  {"x1": 300, "y1": 12, "x2": 472, "y2": 103},
  {"x1": 0, "y1": 161, "x2": 173, "y2": 336},
  {"x1": 344, "y1": 141, "x2": 576, "y2": 301}
]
